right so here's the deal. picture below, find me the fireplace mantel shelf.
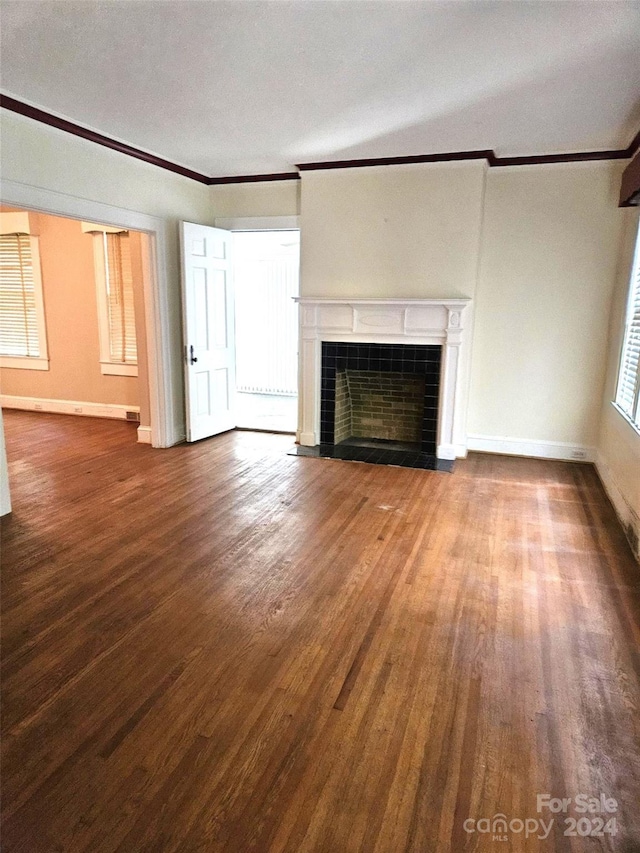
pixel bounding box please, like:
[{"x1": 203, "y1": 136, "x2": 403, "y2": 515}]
[{"x1": 295, "y1": 297, "x2": 472, "y2": 460}]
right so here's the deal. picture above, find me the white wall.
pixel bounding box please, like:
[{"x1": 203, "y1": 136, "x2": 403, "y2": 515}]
[
  {"x1": 596, "y1": 207, "x2": 640, "y2": 559},
  {"x1": 468, "y1": 161, "x2": 627, "y2": 453}
]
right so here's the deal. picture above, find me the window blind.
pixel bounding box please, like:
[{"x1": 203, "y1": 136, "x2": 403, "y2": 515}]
[
  {"x1": 616, "y1": 226, "x2": 640, "y2": 427},
  {"x1": 0, "y1": 234, "x2": 40, "y2": 358},
  {"x1": 104, "y1": 233, "x2": 137, "y2": 364}
]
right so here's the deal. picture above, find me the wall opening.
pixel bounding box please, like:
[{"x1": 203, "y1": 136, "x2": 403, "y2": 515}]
[{"x1": 233, "y1": 229, "x2": 299, "y2": 433}]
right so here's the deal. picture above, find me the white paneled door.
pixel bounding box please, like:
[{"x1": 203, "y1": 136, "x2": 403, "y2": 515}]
[{"x1": 180, "y1": 222, "x2": 236, "y2": 442}]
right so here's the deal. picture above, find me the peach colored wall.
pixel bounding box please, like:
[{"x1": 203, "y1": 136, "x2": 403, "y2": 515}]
[{"x1": 0, "y1": 207, "x2": 145, "y2": 409}]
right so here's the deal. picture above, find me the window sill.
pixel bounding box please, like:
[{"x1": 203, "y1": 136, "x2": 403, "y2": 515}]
[
  {"x1": 611, "y1": 402, "x2": 640, "y2": 438},
  {"x1": 0, "y1": 356, "x2": 49, "y2": 371},
  {"x1": 100, "y1": 361, "x2": 138, "y2": 377}
]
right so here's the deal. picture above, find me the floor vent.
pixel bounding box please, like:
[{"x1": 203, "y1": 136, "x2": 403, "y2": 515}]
[{"x1": 126, "y1": 411, "x2": 140, "y2": 422}]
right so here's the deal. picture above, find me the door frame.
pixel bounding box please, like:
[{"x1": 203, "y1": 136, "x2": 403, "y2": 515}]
[
  {"x1": 0, "y1": 179, "x2": 175, "y2": 447},
  {"x1": 214, "y1": 216, "x2": 300, "y2": 232},
  {"x1": 215, "y1": 216, "x2": 301, "y2": 436}
]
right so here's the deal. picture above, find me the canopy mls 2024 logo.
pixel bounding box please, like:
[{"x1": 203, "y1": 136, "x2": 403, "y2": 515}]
[{"x1": 463, "y1": 793, "x2": 619, "y2": 842}]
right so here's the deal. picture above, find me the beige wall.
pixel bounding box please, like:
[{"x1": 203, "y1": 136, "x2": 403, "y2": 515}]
[
  {"x1": 296, "y1": 159, "x2": 630, "y2": 454},
  {"x1": 469, "y1": 161, "x2": 627, "y2": 446},
  {"x1": 296, "y1": 161, "x2": 487, "y2": 451},
  {"x1": 210, "y1": 180, "x2": 300, "y2": 219},
  {"x1": 597, "y1": 207, "x2": 640, "y2": 557},
  {"x1": 299, "y1": 162, "x2": 486, "y2": 299},
  {"x1": 0, "y1": 207, "x2": 146, "y2": 408}
]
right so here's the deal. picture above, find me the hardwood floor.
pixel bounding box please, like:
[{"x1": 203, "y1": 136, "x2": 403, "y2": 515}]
[{"x1": 1, "y1": 410, "x2": 639, "y2": 853}]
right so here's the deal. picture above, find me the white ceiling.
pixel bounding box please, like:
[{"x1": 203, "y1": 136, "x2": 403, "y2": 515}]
[{"x1": 2, "y1": 1, "x2": 640, "y2": 178}]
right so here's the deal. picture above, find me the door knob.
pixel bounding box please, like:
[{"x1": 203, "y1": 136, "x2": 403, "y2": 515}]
[{"x1": 189, "y1": 345, "x2": 198, "y2": 364}]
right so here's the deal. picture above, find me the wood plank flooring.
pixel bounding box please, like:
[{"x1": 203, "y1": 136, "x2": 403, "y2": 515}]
[{"x1": 1, "y1": 410, "x2": 639, "y2": 853}]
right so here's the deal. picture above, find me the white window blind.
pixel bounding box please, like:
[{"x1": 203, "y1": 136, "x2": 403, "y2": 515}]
[
  {"x1": 103, "y1": 233, "x2": 137, "y2": 364},
  {"x1": 0, "y1": 234, "x2": 40, "y2": 357},
  {"x1": 616, "y1": 223, "x2": 640, "y2": 428}
]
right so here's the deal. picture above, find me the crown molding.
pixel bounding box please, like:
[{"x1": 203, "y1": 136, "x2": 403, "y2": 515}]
[
  {"x1": 0, "y1": 94, "x2": 212, "y2": 183},
  {"x1": 207, "y1": 172, "x2": 300, "y2": 184},
  {"x1": 298, "y1": 134, "x2": 640, "y2": 172},
  {"x1": 620, "y1": 150, "x2": 640, "y2": 206},
  {"x1": 490, "y1": 149, "x2": 630, "y2": 167},
  {"x1": 2, "y1": 93, "x2": 639, "y2": 186},
  {"x1": 297, "y1": 150, "x2": 494, "y2": 170}
]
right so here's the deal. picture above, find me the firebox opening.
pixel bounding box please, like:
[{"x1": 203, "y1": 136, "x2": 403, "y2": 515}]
[{"x1": 335, "y1": 369, "x2": 426, "y2": 452}]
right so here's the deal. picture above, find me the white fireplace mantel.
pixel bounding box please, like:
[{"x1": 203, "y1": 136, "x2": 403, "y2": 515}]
[{"x1": 294, "y1": 297, "x2": 471, "y2": 460}]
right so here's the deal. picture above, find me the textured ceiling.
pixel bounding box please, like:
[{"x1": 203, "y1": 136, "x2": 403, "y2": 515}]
[{"x1": 1, "y1": 0, "x2": 640, "y2": 177}]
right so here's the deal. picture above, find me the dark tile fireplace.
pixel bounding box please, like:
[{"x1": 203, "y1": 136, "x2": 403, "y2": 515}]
[{"x1": 292, "y1": 342, "x2": 453, "y2": 470}]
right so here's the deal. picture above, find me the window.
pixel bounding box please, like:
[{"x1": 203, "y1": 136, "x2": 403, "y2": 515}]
[
  {"x1": 615, "y1": 221, "x2": 640, "y2": 430},
  {"x1": 85, "y1": 224, "x2": 138, "y2": 376},
  {"x1": 0, "y1": 219, "x2": 49, "y2": 370}
]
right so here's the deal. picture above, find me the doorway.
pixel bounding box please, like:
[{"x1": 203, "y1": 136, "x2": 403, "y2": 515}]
[
  {"x1": 233, "y1": 230, "x2": 299, "y2": 433},
  {"x1": 0, "y1": 206, "x2": 149, "y2": 440},
  {"x1": 1, "y1": 179, "x2": 172, "y2": 448}
]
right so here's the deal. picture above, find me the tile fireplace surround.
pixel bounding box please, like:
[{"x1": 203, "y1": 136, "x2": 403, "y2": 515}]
[{"x1": 294, "y1": 298, "x2": 471, "y2": 461}]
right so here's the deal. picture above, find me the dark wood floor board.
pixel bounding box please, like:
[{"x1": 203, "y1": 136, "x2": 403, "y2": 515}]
[{"x1": 1, "y1": 411, "x2": 639, "y2": 852}]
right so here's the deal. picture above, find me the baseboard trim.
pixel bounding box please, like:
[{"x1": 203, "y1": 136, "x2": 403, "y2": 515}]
[
  {"x1": 467, "y1": 434, "x2": 595, "y2": 462},
  {"x1": 436, "y1": 443, "x2": 457, "y2": 461},
  {"x1": 137, "y1": 425, "x2": 152, "y2": 444},
  {"x1": 1, "y1": 395, "x2": 140, "y2": 421},
  {"x1": 594, "y1": 451, "x2": 640, "y2": 562}
]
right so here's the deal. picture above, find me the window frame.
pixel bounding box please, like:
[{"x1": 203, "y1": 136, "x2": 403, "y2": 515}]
[
  {"x1": 614, "y1": 218, "x2": 640, "y2": 435},
  {"x1": 0, "y1": 231, "x2": 49, "y2": 371},
  {"x1": 89, "y1": 229, "x2": 138, "y2": 377}
]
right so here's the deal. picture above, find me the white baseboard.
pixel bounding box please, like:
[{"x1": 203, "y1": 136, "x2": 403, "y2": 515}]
[
  {"x1": 1, "y1": 394, "x2": 140, "y2": 422},
  {"x1": 595, "y1": 451, "x2": 640, "y2": 561},
  {"x1": 467, "y1": 434, "x2": 595, "y2": 462},
  {"x1": 137, "y1": 425, "x2": 152, "y2": 444},
  {"x1": 436, "y1": 442, "x2": 457, "y2": 460}
]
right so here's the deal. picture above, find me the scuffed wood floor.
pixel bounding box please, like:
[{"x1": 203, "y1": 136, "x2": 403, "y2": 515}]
[{"x1": 1, "y1": 410, "x2": 639, "y2": 852}]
